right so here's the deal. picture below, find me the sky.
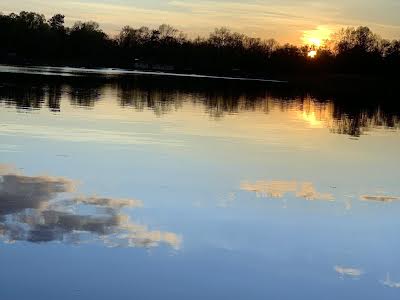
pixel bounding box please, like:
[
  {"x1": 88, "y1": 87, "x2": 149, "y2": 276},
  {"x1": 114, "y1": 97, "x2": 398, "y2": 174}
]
[{"x1": 1, "y1": 0, "x2": 400, "y2": 44}]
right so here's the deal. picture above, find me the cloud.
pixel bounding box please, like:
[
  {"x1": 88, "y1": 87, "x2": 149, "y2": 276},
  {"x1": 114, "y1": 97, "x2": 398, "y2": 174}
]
[
  {"x1": 168, "y1": 1, "x2": 313, "y2": 22},
  {"x1": 240, "y1": 180, "x2": 334, "y2": 201},
  {"x1": 3, "y1": 0, "x2": 400, "y2": 43},
  {"x1": 334, "y1": 266, "x2": 363, "y2": 277},
  {"x1": 0, "y1": 166, "x2": 181, "y2": 249},
  {"x1": 360, "y1": 195, "x2": 400, "y2": 203}
]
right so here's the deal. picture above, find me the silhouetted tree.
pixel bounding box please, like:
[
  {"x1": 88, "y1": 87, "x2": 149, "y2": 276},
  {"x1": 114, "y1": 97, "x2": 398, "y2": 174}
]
[
  {"x1": 0, "y1": 11, "x2": 399, "y2": 77},
  {"x1": 67, "y1": 21, "x2": 114, "y2": 65},
  {"x1": 48, "y1": 14, "x2": 65, "y2": 31}
]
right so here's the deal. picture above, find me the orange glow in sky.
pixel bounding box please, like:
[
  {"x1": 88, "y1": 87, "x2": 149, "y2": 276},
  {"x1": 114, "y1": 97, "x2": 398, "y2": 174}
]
[
  {"x1": 302, "y1": 26, "x2": 333, "y2": 47},
  {"x1": 2, "y1": 1, "x2": 400, "y2": 45}
]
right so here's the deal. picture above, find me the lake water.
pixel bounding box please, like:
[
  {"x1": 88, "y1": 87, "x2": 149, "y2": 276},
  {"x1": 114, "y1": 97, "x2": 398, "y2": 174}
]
[{"x1": 0, "y1": 66, "x2": 399, "y2": 299}]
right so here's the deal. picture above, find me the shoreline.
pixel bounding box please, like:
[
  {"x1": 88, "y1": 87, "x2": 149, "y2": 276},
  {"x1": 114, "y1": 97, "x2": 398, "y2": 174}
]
[
  {"x1": 0, "y1": 64, "x2": 288, "y2": 83},
  {"x1": 0, "y1": 64, "x2": 398, "y2": 95}
]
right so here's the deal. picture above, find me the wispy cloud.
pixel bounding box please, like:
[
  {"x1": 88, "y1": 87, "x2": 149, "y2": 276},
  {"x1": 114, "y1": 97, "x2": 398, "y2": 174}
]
[{"x1": 2, "y1": 0, "x2": 400, "y2": 43}]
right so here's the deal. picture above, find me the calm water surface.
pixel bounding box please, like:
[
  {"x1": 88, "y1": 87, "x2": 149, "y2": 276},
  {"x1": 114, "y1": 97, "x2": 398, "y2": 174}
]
[{"x1": 0, "y1": 67, "x2": 399, "y2": 299}]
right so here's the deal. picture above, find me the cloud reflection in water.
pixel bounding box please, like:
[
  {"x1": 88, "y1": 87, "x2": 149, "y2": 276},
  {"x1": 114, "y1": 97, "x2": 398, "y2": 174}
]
[
  {"x1": 382, "y1": 274, "x2": 400, "y2": 289},
  {"x1": 334, "y1": 266, "x2": 363, "y2": 277},
  {"x1": 360, "y1": 195, "x2": 400, "y2": 203},
  {"x1": 240, "y1": 180, "x2": 334, "y2": 201},
  {"x1": 0, "y1": 165, "x2": 181, "y2": 249}
]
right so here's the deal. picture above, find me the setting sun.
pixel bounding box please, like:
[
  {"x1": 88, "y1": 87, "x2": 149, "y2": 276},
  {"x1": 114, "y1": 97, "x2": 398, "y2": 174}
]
[
  {"x1": 302, "y1": 26, "x2": 332, "y2": 47},
  {"x1": 307, "y1": 38, "x2": 322, "y2": 47},
  {"x1": 308, "y1": 50, "x2": 317, "y2": 58}
]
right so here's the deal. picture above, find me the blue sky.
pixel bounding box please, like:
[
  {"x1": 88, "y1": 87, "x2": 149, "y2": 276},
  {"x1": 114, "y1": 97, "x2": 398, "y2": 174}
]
[{"x1": 2, "y1": 0, "x2": 400, "y2": 44}]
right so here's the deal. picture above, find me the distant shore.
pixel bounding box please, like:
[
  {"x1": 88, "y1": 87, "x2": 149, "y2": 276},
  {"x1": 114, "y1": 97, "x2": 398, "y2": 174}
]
[
  {"x1": 0, "y1": 64, "x2": 288, "y2": 83},
  {"x1": 0, "y1": 63, "x2": 397, "y2": 97},
  {"x1": 1, "y1": 11, "x2": 399, "y2": 87}
]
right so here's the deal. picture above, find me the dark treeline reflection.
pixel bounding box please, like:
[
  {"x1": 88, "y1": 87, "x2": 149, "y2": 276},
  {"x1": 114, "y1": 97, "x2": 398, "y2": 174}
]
[{"x1": 0, "y1": 74, "x2": 399, "y2": 137}]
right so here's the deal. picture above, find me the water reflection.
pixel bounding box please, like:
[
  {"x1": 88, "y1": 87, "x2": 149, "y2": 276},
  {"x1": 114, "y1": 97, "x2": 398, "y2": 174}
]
[
  {"x1": 382, "y1": 274, "x2": 400, "y2": 289},
  {"x1": 0, "y1": 69, "x2": 399, "y2": 299},
  {"x1": 240, "y1": 180, "x2": 334, "y2": 201},
  {"x1": 241, "y1": 180, "x2": 400, "y2": 207},
  {"x1": 334, "y1": 266, "x2": 363, "y2": 278},
  {"x1": 47, "y1": 84, "x2": 62, "y2": 112},
  {"x1": 69, "y1": 82, "x2": 103, "y2": 107},
  {"x1": 360, "y1": 195, "x2": 400, "y2": 202},
  {"x1": 0, "y1": 74, "x2": 399, "y2": 136},
  {"x1": 0, "y1": 165, "x2": 181, "y2": 249}
]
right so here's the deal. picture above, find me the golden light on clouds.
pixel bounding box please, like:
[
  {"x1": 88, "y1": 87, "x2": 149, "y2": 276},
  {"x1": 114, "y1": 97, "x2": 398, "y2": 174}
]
[{"x1": 2, "y1": 0, "x2": 400, "y2": 44}]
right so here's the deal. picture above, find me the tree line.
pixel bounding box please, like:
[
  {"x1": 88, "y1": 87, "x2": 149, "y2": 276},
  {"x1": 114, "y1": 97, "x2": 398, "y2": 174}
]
[{"x1": 0, "y1": 11, "x2": 399, "y2": 77}]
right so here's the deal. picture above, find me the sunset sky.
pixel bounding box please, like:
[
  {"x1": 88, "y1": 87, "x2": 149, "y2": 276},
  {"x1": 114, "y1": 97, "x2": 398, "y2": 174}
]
[{"x1": 2, "y1": 0, "x2": 400, "y2": 44}]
